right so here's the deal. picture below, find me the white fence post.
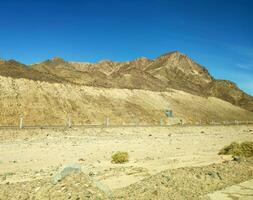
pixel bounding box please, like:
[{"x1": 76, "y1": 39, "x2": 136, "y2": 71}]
[
  {"x1": 19, "y1": 115, "x2": 23, "y2": 129},
  {"x1": 160, "y1": 119, "x2": 163, "y2": 126},
  {"x1": 106, "y1": 117, "x2": 109, "y2": 127}
]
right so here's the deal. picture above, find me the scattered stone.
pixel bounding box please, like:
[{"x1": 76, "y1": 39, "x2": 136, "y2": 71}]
[
  {"x1": 52, "y1": 163, "x2": 81, "y2": 184},
  {"x1": 1, "y1": 175, "x2": 6, "y2": 181},
  {"x1": 195, "y1": 174, "x2": 201, "y2": 179},
  {"x1": 207, "y1": 171, "x2": 222, "y2": 180},
  {"x1": 35, "y1": 187, "x2": 40, "y2": 192},
  {"x1": 148, "y1": 134, "x2": 152, "y2": 137},
  {"x1": 89, "y1": 172, "x2": 95, "y2": 176},
  {"x1": 232, "y1": 156, "x2": 241, "y2": 162}
]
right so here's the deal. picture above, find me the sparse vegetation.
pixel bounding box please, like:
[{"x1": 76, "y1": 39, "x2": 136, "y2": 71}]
[
  {"x1": 112, "y1": 151, "x2": 129, "y2": 164},
  {"x1": 218, "y1": 141, "x2": 253, "y2": 157}
]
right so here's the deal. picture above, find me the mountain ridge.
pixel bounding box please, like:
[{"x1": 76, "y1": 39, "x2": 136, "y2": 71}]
[{"x1": 0, "y1": 51, "x2": 252, "y2": 112}]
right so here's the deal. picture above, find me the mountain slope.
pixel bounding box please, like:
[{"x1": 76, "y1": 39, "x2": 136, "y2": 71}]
[
  {"x1": 145, "y1": 51, "x2": 213, "y2": 94},
  {"x1": 1, "y1": 51, "x2": 252, "y2": 112},
  {"x1": 205, "y1": 80, "x2": 253, "y2": 112},
  {"x1": 0, "y1": 76, "x2": 252, "y2": 126},
  {"x1": 0, "y1": 59, "x2": 67, "y2": 83}
]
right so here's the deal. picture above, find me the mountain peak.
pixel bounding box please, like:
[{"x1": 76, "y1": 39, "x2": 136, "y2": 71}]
[
  {"x1": 135, "y1": 57, "x2": 152, "y2": 62},
  {"x1": 159, "y1": 51, "x2": 184, "y2": 58},
  {"x1": 50, "y1": 57, "x2": 65, "y2": 63}
]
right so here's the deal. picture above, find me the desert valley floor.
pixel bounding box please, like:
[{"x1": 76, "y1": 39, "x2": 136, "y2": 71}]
[{"x1": 0, "y1": 125, "x2": 253, "y2": 199}]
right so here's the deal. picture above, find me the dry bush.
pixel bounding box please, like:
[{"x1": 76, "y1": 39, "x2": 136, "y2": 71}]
[
  {"x1": 111, "y1": 152, "x2": 129, "y2": 164},
  {"x1": 218, "y1": 141, "x2": 253, "y2": 157}
]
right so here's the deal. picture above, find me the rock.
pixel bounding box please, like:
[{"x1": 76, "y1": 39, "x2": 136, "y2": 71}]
[
  {"x1": 89, "y1": 171, "x2": 95, "y2": 176},
  {"x1": 92, "y1": 179, "x2": 112, "y2": 196},
  {"x1": 232, "y1": 156, "x2": 241, "y2": 162},
  {"x1": 52, "y1": 163, "x2": 81, "y2": 184},
  {"x1": 35, "y1": 187, "x2": 40, "y2": 192},
  {"x1": 207, "y1": 171, "x2": 222, "y2": 180},
  {"x1": 1, "y1": 175, "x2": 6, "y2": 181},
  {"x1": 195, "y1": 174, "x2": 201, "y2": 179}
]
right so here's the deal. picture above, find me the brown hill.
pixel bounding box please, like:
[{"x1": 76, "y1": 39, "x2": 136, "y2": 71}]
[
  {"x1": 1, "y1": 51, "x2": 252, "y2": 112},
  {"x1": 205, "y1": 80, "x2": 253, "y2": 112},
  {"x1": 0, "y1": 59, "x2": 67, "y2": 83},
  {"x1": 145, "y1": 51, "x2": 213, "y2": 94},
  {"x1": 31, "y1": 52, "x2": 252, "y2": 112},
  {"x1": 0, "y1": 76, "x2": 252, "y2": 126},
  {"x1": 31, "y1": 57, "x2": 110, "y2": 86}
]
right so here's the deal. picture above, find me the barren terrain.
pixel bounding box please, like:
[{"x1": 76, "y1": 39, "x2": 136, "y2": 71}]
[
  {"x1": 0, "y1": 125, "x2": 253, "y2": 199},
  {"x1": 1, "y1": 51, "x2": 253, "y2": 199},
  {"x1": 1, "y1": 76, "x2": 253, "y2": 126}
]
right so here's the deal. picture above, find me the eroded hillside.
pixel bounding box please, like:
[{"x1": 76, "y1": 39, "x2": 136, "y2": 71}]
[{"x1": 0, "y1": 76, "x2": 252, "y2": 126}]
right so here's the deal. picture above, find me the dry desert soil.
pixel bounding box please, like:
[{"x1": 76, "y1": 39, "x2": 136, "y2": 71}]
[{"x1": 0, "y1": 124, "x2": 253, "y2": 199}]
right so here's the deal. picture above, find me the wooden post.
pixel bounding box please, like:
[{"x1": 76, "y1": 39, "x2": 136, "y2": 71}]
[{"x1": 19, "y1": 115, "x2": 23, "y2": 129}]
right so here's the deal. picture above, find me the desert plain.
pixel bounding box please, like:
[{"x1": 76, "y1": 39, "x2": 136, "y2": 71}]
[{"x1": 0, "y1": 124, "x2": 253, "y2": 199}]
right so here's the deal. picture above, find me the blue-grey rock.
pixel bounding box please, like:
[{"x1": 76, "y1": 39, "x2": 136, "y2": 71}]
[{"x1": 52, "y1": 163, "x2": 81, "y2": 184}]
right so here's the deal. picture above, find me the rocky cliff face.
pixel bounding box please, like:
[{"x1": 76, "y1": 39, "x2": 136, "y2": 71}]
[{"x1": 1, "y1": 51, "x2": 252, "y2": 112}]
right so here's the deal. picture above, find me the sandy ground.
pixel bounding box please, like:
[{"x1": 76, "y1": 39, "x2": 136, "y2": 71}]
[
  {"x1": 0, "y1": 124, "x2": 252, "y2": 191},
  {"x1": 205, "y1": 179, "x2": 253, "y2": 200}
]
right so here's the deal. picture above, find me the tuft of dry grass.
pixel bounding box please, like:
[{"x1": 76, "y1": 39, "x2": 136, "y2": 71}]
[
  {"x1": 218, "y1": 141, "x2": 253, "y2": 157},
  {"x1": 111, "y1": 152, "x2": 129, "y2": 164}
]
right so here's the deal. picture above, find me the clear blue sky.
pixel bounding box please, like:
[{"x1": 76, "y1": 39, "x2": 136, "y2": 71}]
[{"x1": 0, "y1": 0, "x2": 253, "y2": 95}]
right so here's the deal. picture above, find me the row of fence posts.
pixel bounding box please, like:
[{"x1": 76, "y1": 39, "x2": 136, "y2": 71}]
[
  {"x1": 18, "y1": 115, "x2": 108, "y2": 129},
  {"x1": 17, "y1": 115, "x2": 252, "y2": 129},
  {"x1": 18, "y1": 115, "x2": 72, "y2": 129}
]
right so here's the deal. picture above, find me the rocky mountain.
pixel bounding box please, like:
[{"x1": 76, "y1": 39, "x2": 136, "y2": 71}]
[
  {"x1": 0, "y1": 59, "x2": 67, "y2": 83},
  {"x1": 0, "y1": 51, "x2": 252, "y2": 112},
  {"x1": 206, "y1": 80, "x2": 253, "y2": 112}
]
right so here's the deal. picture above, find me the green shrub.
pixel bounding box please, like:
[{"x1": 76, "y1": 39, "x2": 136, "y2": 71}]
[
  {"x1": 218, "y1": 141, "x2": 253, "y2": 157},
  {"x1": 111, "y1": 152, "x2": 129, "y2": 164}
]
